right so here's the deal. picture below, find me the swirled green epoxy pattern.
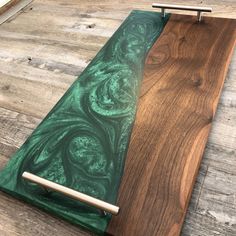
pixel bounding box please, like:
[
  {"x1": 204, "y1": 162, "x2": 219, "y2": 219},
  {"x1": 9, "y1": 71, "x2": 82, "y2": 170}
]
[{"x1": 0, "y1": 10, "x2": 169, "y2": 234}]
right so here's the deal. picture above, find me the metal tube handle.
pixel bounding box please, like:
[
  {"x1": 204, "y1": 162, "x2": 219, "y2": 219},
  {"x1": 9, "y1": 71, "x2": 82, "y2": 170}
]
[
  {"x1": 22, "y1": 172, "x2": 120, "y2": 215},
  {"x1": 152, "y1": 3, "x2": 212, "y2": 22}
]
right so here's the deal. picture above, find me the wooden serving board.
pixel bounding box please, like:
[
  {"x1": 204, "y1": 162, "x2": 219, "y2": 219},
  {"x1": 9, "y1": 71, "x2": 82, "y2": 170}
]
[
  {"x1": 0, "y1": 10, "x2": 169, "y2": 235},
  {"x1": 107, "y1": 14, "x2": 236, "y2": 235},
  {"x1": 0, "y1": 10, "x2": 235, "y2": 236}
]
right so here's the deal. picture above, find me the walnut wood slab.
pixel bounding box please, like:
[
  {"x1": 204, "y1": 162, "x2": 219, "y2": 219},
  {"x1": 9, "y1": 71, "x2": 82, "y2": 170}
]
[{"x1": 107, "y1": 14, "x2": 236, "y2": 236}]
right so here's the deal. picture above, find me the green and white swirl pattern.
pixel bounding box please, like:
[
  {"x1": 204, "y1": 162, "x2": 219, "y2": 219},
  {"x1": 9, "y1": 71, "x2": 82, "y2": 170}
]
[{"x1": 0, "y1": 10, "x2": 169, "y2": 234}]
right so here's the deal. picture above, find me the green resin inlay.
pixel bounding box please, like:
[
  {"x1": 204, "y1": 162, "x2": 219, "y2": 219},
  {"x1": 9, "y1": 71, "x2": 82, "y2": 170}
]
[{"x1": 0, "y1": 10, "x2": 169, "y2": 234}]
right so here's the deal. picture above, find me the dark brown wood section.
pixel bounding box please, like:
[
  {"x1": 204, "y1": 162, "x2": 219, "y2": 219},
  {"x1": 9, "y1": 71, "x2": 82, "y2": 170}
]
[{"x1": 107, "y1": 14, "x2": 236, "y2": 236}]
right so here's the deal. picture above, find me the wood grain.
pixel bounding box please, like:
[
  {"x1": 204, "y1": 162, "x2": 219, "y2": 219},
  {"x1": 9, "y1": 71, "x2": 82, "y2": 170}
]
[
  {"x1": 0, "y1": 1, "x2": 20, "y2": 15},
  {"x1": 0, "y1": 0, "x2": 32, "y2": 26},
  {"x1": 0, "y1": 1, "x2": 236, "y2": 235},
  {"x1": 107, "y1": 14, "x2": 236, "y2": 235}
]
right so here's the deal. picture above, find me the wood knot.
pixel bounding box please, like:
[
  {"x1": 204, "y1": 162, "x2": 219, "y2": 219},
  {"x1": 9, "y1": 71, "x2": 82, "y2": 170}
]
[
  {"x1": 190, "y1": 74, "x2": 203, "y2": 88},
  {"x1": 87, "y1": 23, "x2": 96, "y2": 29},
  {"x1": 193, "y1": 77, "x2": 202, "y2": 87},
  {"x1": 2, "y1": 85, "x2": 10, "y2": 91},
  {"x1": 179, "y1": 36, "x2": 187, "y2": 46},
  {"x1": 79, "y1": 13, "x2": 90, "y2": 18}
]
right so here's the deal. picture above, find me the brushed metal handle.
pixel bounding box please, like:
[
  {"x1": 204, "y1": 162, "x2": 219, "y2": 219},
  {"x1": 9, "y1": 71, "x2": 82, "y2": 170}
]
[
  {"x1": 152, "y1": 3, "x2": 212, "y2": 22},
  {"x1": 22, "y1": 172, "x2": 120, "y2": 215}
]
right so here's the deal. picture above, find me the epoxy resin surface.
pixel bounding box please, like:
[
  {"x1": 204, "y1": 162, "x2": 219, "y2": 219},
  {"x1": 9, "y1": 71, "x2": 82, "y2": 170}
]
[{"x1": 0, "y1": 10, "x2": 169, "y2": 234}]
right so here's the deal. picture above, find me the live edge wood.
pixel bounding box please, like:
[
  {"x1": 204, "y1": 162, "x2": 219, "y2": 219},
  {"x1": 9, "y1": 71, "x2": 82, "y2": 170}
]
[{"x1": 107, "y1": 14, "x2": 236, "y2": 236}]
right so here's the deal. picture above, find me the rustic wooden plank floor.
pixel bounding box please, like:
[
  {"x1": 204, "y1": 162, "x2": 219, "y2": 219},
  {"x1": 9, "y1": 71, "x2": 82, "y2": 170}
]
[{"x1": 0, "y1": 0, "x2": 235, "y2": 235}]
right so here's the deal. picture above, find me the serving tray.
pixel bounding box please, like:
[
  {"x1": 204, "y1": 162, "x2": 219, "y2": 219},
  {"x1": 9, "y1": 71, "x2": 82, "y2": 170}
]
[{"x1": 0, "y1": 7, "x2": 235, "y2": 236}]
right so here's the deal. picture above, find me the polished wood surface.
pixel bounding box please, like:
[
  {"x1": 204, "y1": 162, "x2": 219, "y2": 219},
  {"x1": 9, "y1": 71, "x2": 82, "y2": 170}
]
[
  {"x1": 107, "y1": 14, "x2": 236, "y2": 235},
  {"x1": 0, "y1": 1, "x2": 236, "y2": 235}
]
